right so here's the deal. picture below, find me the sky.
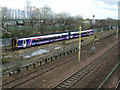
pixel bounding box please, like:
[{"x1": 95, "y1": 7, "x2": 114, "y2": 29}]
[{"x1": 0, "y1": 0, "x2": 119, "y2": 19}]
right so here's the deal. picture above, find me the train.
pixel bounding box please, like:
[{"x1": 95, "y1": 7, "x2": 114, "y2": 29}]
[{"x1": 11, "y1": 29, "x2": 93, "y2": 49}]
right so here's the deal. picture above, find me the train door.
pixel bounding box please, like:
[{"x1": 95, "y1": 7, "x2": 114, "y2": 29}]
[
  {"x1": 68, "y1": 32, "x2": 71, "y2": 39},
  {"x1": 12, "y1": 38, "x2": 17, "y2": 50},
  {"x1": 23, "y1": 40, "x2": 26, "y2": 48}
]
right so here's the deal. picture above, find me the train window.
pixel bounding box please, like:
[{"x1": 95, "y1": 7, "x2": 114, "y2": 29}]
[
  {"x1": 36, "y1": 39, "x2": 38, "y2": 42},
  {"x1": 55, "y1": 36, "x2": 59, "y2": 39},
  {"x1": 45, "y1": 38, "x2": 49, "y2": 41},
  {"x1": 24, "y1": 40, "x2": 26, "y2": 44},
  {"x1": 58, "y1": 36, "x2": 61, "y2": 38},
  {"x1": 19, "y1": 41, "x2": 23, "y2": 44},
  {"x1": 73, "y1": 34, "x2": 78, "y2": 36},
  {"x1": 33, "y1": 40, "x2": 35, "y2": 43},
  {"x1": 54, "y1": 37, "x2": 57, "y2": 39},
  {"x1": 50, "y1": 37, "x2": 53, "y2": 40},
  {"x1": 39, "y1": 38, "x2": 43, "y2": 41},
  {"x1": 33, "y1": 39, "x2": 38, "y2": 43},
  {"x1": 82, "y1": 32, "x2": 87, "y2": 34},
  {"x1": 62, "y1": 35, "x2": 66, "y2": 37},
  {"x1": 75, "y1": 34, "x2": 79, "y2": 35}
]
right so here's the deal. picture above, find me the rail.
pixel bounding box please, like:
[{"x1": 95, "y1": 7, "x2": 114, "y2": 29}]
[
  {"x1": 50, "y1": 40, "x2": 118, "y2": 89},
  {"x1": 97, "y1": 61, "x2": 120, "y2": 89},
  {"x1": 115, "y1": 80, "x2": 120, "y2": 89}
]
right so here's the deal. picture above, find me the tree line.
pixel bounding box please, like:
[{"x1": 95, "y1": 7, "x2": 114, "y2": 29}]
[{"x1": 1, "y1": 6, "x2": 118, "y2": 38}]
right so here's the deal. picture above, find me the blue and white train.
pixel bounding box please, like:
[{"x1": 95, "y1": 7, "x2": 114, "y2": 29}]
[{"x1": 11, "y1": 29, "x2": 93, "y2": 49}]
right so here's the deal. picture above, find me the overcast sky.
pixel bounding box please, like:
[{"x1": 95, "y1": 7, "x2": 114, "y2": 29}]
[{"x1": 0, "y1": 0, "x2": 119, "y2": 19}]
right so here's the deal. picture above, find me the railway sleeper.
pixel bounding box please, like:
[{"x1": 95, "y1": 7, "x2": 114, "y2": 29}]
[
  {"x1": 55, "y1": 86, "x2": 63, "y2": 89},
  {"x1": 75, "y1": 73, "x2": 82, "y2": 77},
  {"x1": 61, "y1": 84, "x2": 70, "y2": 88},
  {"x1": 70, "y1": 77, "x2": 78, "y2": 81},
  {"x1": 59, "y1": 84, "x2": 69, "y2": 88},
  {"x1": 63, "y1": 82, "x2": 71, "y2": 86},
  {"x1": 72, "y1": 76, "x2": 80, "y2": 79},
  {"x1": 66, "y1": 80, "x2": 71, "y2": 83},
  {"x1": 68, "y1": 78, "x2": 76, "y2": 82}
]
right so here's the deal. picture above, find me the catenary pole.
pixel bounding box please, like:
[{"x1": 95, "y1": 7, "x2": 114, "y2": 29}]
[{"x1": 78, "y1": 26, "x2": 81, "y2": 63}]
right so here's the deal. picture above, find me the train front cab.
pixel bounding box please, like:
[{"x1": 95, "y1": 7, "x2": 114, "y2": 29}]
[{"x1": 12, "y1": 38, "x2": 18, "y2": 50}]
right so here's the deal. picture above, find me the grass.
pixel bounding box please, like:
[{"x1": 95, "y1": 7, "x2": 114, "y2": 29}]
[{"x1": 2, "y1": 58, "x2": 10, "y2": 64}]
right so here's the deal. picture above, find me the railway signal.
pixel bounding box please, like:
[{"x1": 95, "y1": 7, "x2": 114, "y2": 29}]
[
  {"x1": 78, "y1": 26, "x2": 81, "y2": 63},
  {"x1": 92, "y1": 15, "x2": 95, "y2": 54}
]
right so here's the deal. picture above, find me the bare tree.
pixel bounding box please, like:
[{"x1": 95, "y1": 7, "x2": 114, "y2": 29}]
[{"x1": 41, "y1": 6, "x2": 52, "y2": 19}]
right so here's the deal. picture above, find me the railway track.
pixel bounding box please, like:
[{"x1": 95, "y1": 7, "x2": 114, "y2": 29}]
[
  {"x1": 3, "y1": 34, "x2": 117, "y2": 89},
  {"x1": 2, "y1": 36, "x2": 96, "y2": 85},
  {"x1": 3, "y1": 52, "x2": 77, "y2": 88},
  {"x1": 50, "y1": 41, "x2": 118, "y2": 89},
  {"x1": 3, "y1": 44, "x2": 92, "y2": 89},
  {"x1": 97, "y1": 61, "x2": 120, "y2": 89},
  {"x1": 115, "y1": 80, "x2": 120, "y2": 89}
]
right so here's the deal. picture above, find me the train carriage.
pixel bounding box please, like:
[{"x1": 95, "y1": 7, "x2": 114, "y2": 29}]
[
  {"x1": 12, "y1": 32, "x2": 69, "y2": 49},
  {"x1": 70, "y1": 29, "x2": 93, "y2": 39},
  {"x1": 12, "y1": 29, "x2": 93, "y2": 50}
]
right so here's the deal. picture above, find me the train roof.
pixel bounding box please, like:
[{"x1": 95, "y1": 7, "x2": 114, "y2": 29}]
[
  {"x1": 17, "y1": 29, "x2": 93, "y2": 40},
  {"x1": 18, "y1": 32, "x2": 68, "y2": 40},
  {"x1": 70, "y1": 29, "x2": 93, "y2": 34}
]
